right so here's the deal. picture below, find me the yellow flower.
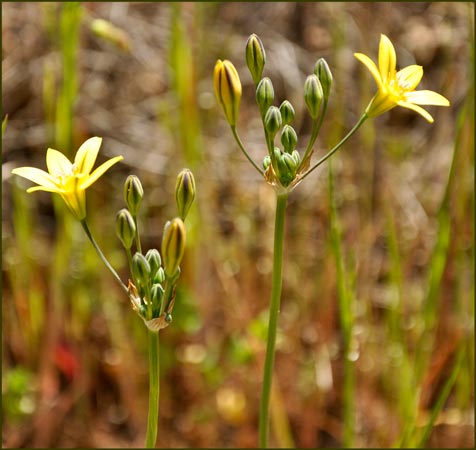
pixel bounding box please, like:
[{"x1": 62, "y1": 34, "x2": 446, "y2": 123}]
[
  {"x1": 11, "y1": 137, "x2": 123, "y2": 220},
  {"x1": 213, "y1": 59, "x2": 242, "y2": 126},
  {"x1": 354, "y1": 34, "x2": 450, "y2": 122}
]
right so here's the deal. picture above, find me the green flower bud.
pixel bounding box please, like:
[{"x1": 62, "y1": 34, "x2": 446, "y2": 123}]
[
  {"x1": 304, "y1": 74, "x2": 323, "y2": 119},
  {"x1": 131, "y1": 252, "x2": 151, "y2": 288},
  {"x1": 262, "y1": 155, "x2": 271, "y2": 170},
  {"x1": 273, "y1": 146, "x2": 282, "y2": 163},
  {"x1": 292, "y1": 149, "x2": 301, "y2": 166},
  {"x1": 314, "y1": 58, "x2": 333, "y2": 101},
  {"x1": 124, "y1": 175, "x2": 144, "y2": 215},
  {"x1": 145, "y1": 249, "x2": 162, "y2": 276},
  {"x1": 214, "y1": 59, "x2": 242, "y2": 126},
  {"x1": 246, "y1": 33, "x2": 266, "y2": 85},
  {"x1": 256, "y1": 77, "x2": 274, "y2": 116},
  {"x1": 281, "y1": 124, "x2": 298, "y2": 153},
  {"x1": 175, "y1": 168, "x2": 196, "y2": 220},
  {"x1": 161, "y1": 218, "x2": 186, "y2": 278},
  {"x1": 278, "y1": 152, "x2": 298, "y2": 186},
  {"x1": 151, "y1": 283, "x2": 164, "y2": 307},
  {"x1": 279, "y1": 100, "x2": 295, "y2": 125},
  {"x1": 116, "y1": 208, "x2": 136, "y2": 249},
  {"x1": 154, "y1": 267, "x2": 165, "y2": 284},
  {"x1": 264, "y1": 106, "x2": 282, "y2": 139}
]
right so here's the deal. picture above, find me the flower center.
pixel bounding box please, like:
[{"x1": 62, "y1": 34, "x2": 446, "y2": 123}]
[{"x1": 54, "y1": 164, "x2": 80, "y2": 186}]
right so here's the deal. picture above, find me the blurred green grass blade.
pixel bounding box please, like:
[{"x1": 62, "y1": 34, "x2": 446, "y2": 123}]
[
  {"x1": 416, "y1": 345, "x2": 465, "y2": 448},
  {"x1": 2, "y1": 114, "x2": 8, "y2": 137},
  {"x1": 55, "y1": 2, "x2": 82, "y2": 154},
  {"x1": 328, "y1": 160, "x2": 354, "y2": 447}
]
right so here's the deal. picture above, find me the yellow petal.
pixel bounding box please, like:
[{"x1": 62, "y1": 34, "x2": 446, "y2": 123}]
[
  {"x1": 396, "y1": 65, "x2": 423, "y2": 91},
  {"x1": 396, "y1": 100, "x2": 434, "y2": 123},
  {"x1": 378, "y1": 34, "x2": 396, "y2": 83},
  {"x1": 79, "y1": 155, "x2": 123, "y2": 190},
  {"x1": 354, "y1": 53, "x2": 384, "y2": 91},
  {"x1": 46, "y1": 148, "x2": 73, "y2": 176},
  {"x1": 404, "y1": 90, "x2": 450, "y2": 106},
  {"x1": 74, "y1": 136, "x2": 102, "y2": 175},
  {"x1": 12, "y1": 167, "x2": 60, "y2": 190},
  {"x1": 27, "y1": 185, "x2": 65, "y2": 194}
]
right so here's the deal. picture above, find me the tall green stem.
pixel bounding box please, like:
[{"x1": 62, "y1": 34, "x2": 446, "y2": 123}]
[
  {"x1": 145, "y1": 330, "x2": 160, "y2": 448},
  {"x1": 259, "y1": 192, "x2": 288, "y2": 448},
  {"x1": 80, "y1": 219, "x2": 129, "y2": 295}
]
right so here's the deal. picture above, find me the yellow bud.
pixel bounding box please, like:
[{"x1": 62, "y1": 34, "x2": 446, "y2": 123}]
[
  {"x1": 161, "y1": 218, "x2": 186, "y2": 278},
  {"x1": 214, "y1": 59, "x2": 242, "y2": 126}
]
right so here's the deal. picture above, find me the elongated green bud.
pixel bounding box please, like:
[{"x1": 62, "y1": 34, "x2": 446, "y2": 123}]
[
  {"x1": 145, "y1": 249, "x2": 162, "y2": 276},
  {"x1": 214, "y1": 59, "x2": 242, "y2": 126},
  {"x1": 262, "y1": 155, "x2": 271, "y2": 170},
  {"x1": 154, "y1": 267, "x2": 165, "y2": 284},
  {"x1": 264, "y1": 106, "x2": 282, "y2": 139},
  {"x1": 116, "y1": 208, "x2": 136, "y2": 249},
  {"x1": 304, "y1": 74, "x2": 323, "y2": 119},
  {"x1": 131, "y1": 252, "x2": 151, "y2": 288},
  {"x1": 281, "y1": 124, "x2": 298, "y2": 153},
  {"x1": 151, "y1": 283, "x2": 164, "y2": 307},
  {"x1": 124, "y1": 175, "x2": 144, "y2": 215},
  {"x1": 246, "y1": 33, "x2": 266, "y2": 85},
  {"x1": 314, "y1": 58, "x2": 333, "y2": 101},
  {"x1": 175, "y1": 168, "x2": 196, "y2": 220},
  {"x1": 292, "y1": 149, "x2": 301, "y2": 166},
  {"x1": 256, "y1": 77, "x2": 274, "y2": 116},
  {"x1": 161, "y1": 218, "x2": 186, "y2": 278},
  {"x1": 277, "y1": 152, "x2": 298, "y2": 186},
  {"x1": 279, "y1": 100, "x2": 295, "y2": 125},
  {"x1": 91, "y1": 18, "x2": 131, "y2": 52}
]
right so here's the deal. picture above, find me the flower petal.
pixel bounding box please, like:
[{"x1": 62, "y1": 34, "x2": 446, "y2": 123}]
[
  {"x1": 404, "y1": 90, "x2": 450, "y2": 106},
  {"x1": 12, "y1": 167, "x2": 60, "y2": 190},
  {"x1": 79, "y1": 155, "x2": 123, "y2": 190},
  {"x1": 74, "y1": 136, "x2": 102, "y2": 175},
  {"x1": 396, "y1": 100, "x2": 434, "y2": 123},
  {"x1": 354, "y1": 53, "x2": 384, "y2": 91},
  {"x1": 46, "y1": 148, "x2": 73, "y2": 176},
  {"x1": 378, "y1": 34, "x2": 396, "y2": 83},
  {"x1": 396, "y1": 65, "x2": 423, "y2": 91},
  {"x1": 27, "y1": 185, "x2": 65, "y2": 194}
]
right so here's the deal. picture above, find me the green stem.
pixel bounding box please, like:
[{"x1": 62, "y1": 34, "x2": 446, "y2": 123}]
[
  {"x1": 299, "y1": 113, "x2": 368, "y2": 182},
  {"x1": 145, "y1": 330, "x2": 160, "y2": 448},
  {"x1": 299, "y1": 100, "x2": 328, "y2": 170},
  {"x1": 133, "y1": 214, "x2": 142, "y2": 254},
  {"x1": 231, "y1": 125, "x2": 264, "y2": 175},
  {"x1": 80, "y1": 219, "x2": 129, "y2": 295},
  {"x1": 259, "y1": 193, "x2": 288, "y2": 448}
]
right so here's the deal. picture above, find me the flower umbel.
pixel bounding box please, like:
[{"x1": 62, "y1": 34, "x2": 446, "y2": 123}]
[
  {"x1": 354, "y1": 34, "x2": 450, "y2": 122},
  {"x1": 11, "y1": 137, "x2": 123, "y2": 220}
]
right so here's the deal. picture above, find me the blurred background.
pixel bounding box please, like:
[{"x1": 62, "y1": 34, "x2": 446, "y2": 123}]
[{"x1": 2, "y1": 2, "x2": 474, "y2": 448}]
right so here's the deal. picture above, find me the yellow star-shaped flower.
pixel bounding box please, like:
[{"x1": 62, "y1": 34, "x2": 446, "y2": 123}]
[
  {"x1": 354, "y1": 34, "x2": 450, "y2": 122},
  {"x1": 12, "y1": 137, "x2": 123, "y2": 220}
]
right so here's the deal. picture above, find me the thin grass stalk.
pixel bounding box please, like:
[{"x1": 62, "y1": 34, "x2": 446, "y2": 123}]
[{"x1": 259, "y1": 193, "x2": 288, "y2": 448}]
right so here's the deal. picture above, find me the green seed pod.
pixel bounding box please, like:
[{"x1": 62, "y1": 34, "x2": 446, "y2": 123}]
[
  {"x1": 314, "y1": 58, "x2": 333, "y2": 101},
  {"x1": 304, "y1": 74, "x2": 323, "y2": 119},
  {"x1": 262, "y1": 155, "x2": 271, "y2": 170},
  {"x1": 124, "y1": 175, "x2": 144, "y2": 216},
  {"x1": 264, "y1": 106, "x2": 282, "y2": 139},
  {"x1": 131, "y1": 252, "x2": 151, "y2": 288},
  {"x1": 145, "y1": 249, "x2": 162, "y2": 277},
  {"x1": 214, "y1": 59, "x2": 242, "y2": 126},
  {"x1": 281, "y1": 124, "x2": 298, "y2": 153},
  {"x1": 279, "y1": 100, "x2": 295, "y2": 125},
  {"x1": 161, "y1": 218, "x2": 186, "y2": 278},
  {"x1": 175, "y1": 168, "x2": 196, "y2": 220},
  {"x1": 246, "y1": 33, "x2": 266, "y2": 85},
  {"x1": 256, "y1": 77, "x2": 274, "y2": 116},
  {"x1": 116, "y1": 208, "x2": 136, "y2": 249}
]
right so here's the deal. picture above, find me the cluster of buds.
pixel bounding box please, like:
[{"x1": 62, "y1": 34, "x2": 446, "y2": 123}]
[
  {"x1": 214, "y1": 34, "x2": 333, "y2": 192},
  {"x1": 115, "y1": 169, "x2": 196, "y2": 331}
]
